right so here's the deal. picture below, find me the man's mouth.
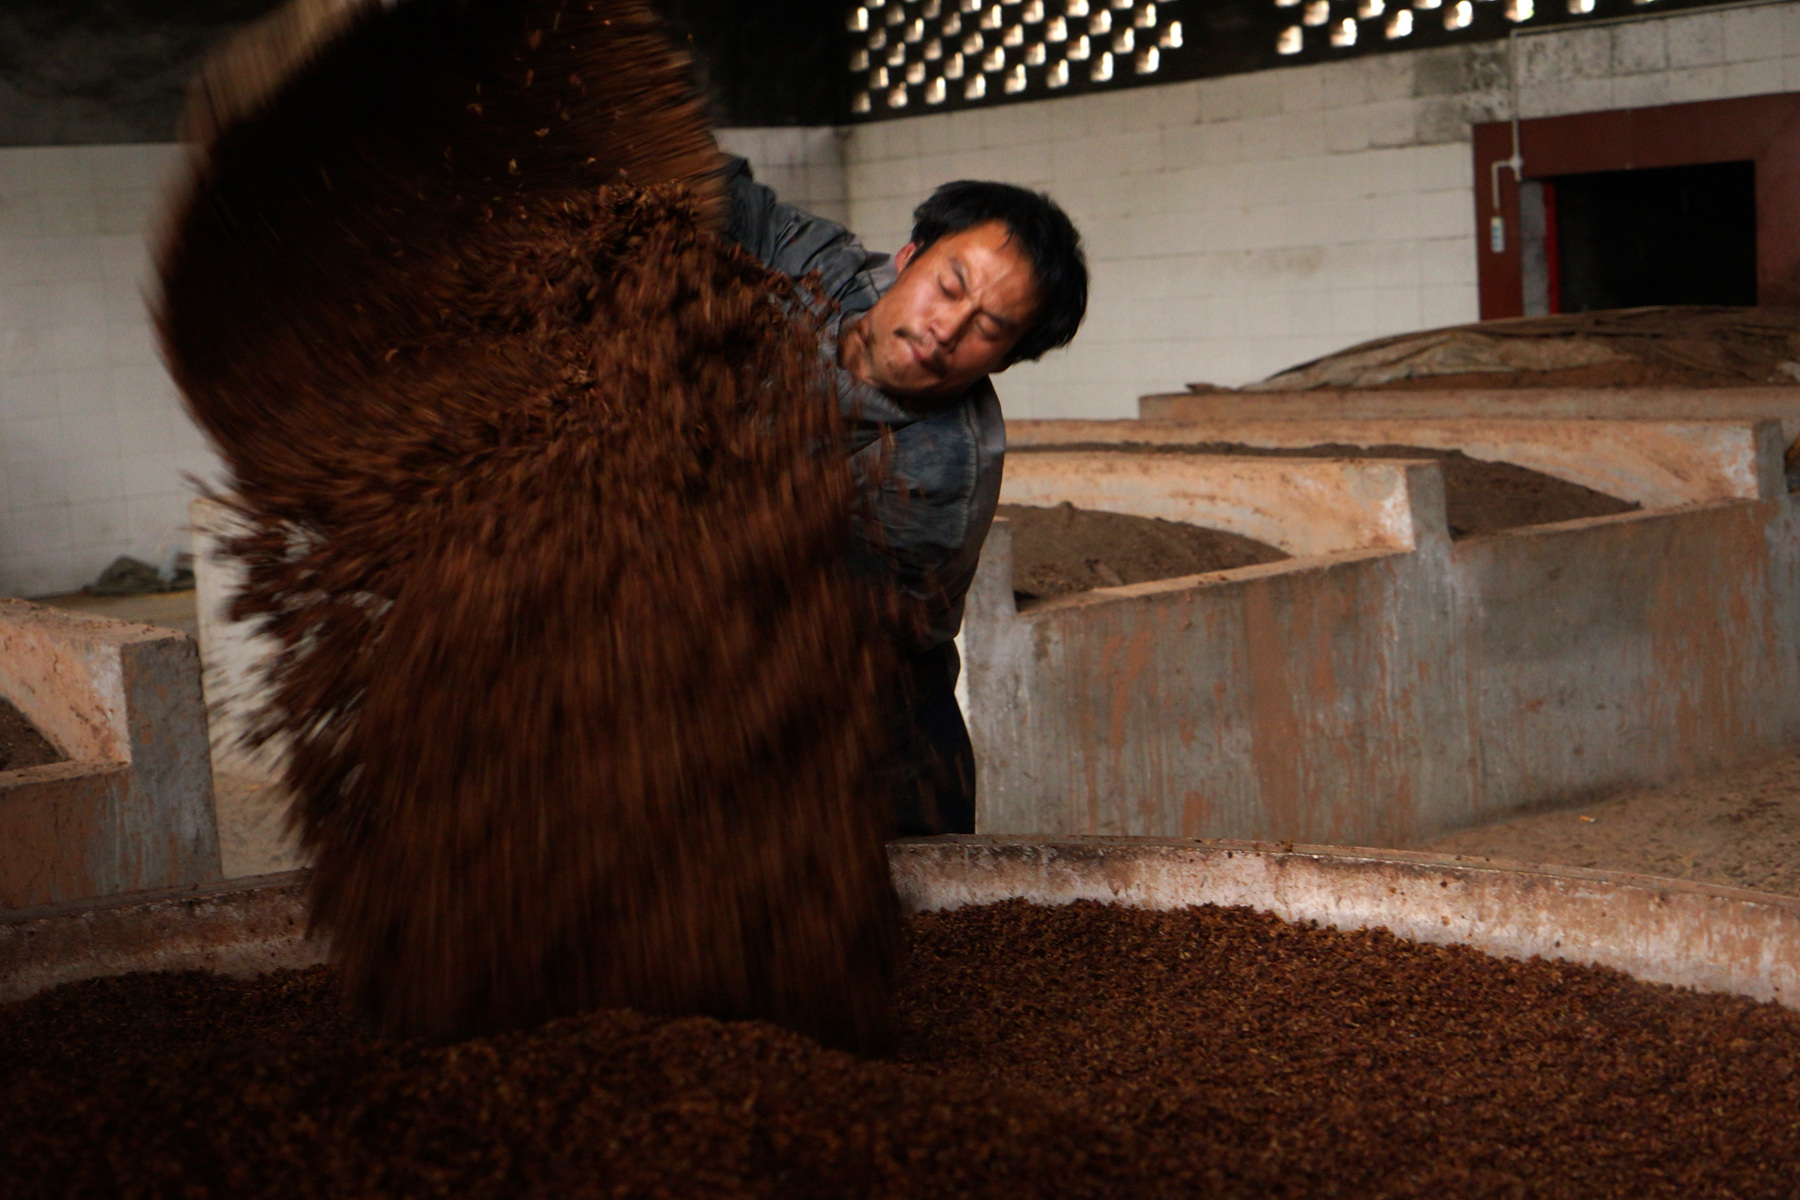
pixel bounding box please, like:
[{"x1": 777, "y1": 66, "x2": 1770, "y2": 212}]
[{"x1": 899, "y1": 332, "x2": 945, "y2": 375}]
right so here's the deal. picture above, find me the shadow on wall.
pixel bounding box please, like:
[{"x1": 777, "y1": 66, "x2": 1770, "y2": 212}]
[
  {"x1": 0, "y1": 0, "x2": 288, "y2": 146},
  {"x1": 0, "y1": 0, "x2": 847, "y2": 147}
]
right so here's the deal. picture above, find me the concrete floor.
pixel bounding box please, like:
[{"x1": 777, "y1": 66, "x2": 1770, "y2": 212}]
[{"x1": 1411, "y1": 750, "x2": 1800, "y2": 900}]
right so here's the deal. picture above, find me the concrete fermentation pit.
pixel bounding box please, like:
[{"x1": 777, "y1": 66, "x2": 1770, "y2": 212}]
[
  {"x1": 0, "y1": 601, "x2": 221, "y2": 910},
  {"x1": 191, "y1": 412, "x2": 1800, "y2": 851},
  {"x1": 6, "y1": 837, "x2": 1800, "y2": 1014},
  {"x1": 969, "y1": 417, "x2": 1800, "y2": 845},
  {"x1": 1141, "y1": 384, "x2": 1800, "y2": 446}
]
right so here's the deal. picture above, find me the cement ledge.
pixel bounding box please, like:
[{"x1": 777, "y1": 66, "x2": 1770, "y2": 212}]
[
  {"x1": 0, "y1": 870, "x2": 314, "y2": 1004},
  {"x1": 8, "y1": 841, "x2": 1800, "y2": 1012},
  {"x1": 891, "y1": 836, "x2": 1800, "y2": 1008}
]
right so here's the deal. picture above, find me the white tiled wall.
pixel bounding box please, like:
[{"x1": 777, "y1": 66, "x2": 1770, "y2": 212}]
[
  {"x1": 5, "y1": 4, "x2": 1800, "y2": 590},
  {"x1": 0, "y1": 128, "x2": 840, "y2": 597},
  {"x1": 842, "y1": 3, "x2": 1800, "y2": 418},
  {"x1": 716, "y1": 126, "x2": 849, "y2": 225},
  {"x1": 1516, "y1": 2, "x2": 1800, "y2": 116},
  {"x1": 0, "y1": 142, "x2": 217, "y2": 598}
]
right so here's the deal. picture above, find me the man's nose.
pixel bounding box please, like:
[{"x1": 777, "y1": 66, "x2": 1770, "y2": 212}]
[{"x1": 928, "y1": 300, "x2": 976, "y2": 350}]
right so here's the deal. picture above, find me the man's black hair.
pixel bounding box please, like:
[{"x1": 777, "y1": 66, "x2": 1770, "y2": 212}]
[{"x1": 907, "y1": 181, "x2": 1087, "y2": 364}]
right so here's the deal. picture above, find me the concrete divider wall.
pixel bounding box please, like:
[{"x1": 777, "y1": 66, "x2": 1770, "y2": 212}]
[
  {"x1": 972, "y1": 458, "x2": 1480, "y2": 845},
  {"x1": 1457, "y1": 472, "x2": 1800, "y2": 816},
  {"x1": 1012, "y1": 416, "x2": 1776, "y2": 508},
  {"x1": 969, "y1": 422, "x2": 1800, "y2": 844},
  {"x1": 182, "y1": 418, "x2": 1800, "y2": 850},
  {"x1": 0, "y1": 601, "x2": 221, "y2": 909}
]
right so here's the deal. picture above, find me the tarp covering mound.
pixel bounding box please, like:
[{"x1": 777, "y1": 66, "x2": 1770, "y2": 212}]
[{"x1": 1236, "y1": 307, "x2": 1800, "y2": 392}]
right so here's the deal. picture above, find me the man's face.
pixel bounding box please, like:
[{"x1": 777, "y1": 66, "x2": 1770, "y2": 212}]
[{"x1": 845, "y1": 220, "x2": 1040, "y2": 404}]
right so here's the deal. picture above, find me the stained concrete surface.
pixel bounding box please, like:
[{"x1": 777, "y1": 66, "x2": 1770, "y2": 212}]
[
  {"x1": 0, "y1": 598, "x2": 220, "y2": 906},
  {"x1": 212, "y1": 773, "x2": 304, "y2": 878},
  {"x1": 18, "y1": 589, "x2": 302, "y2": 879},
  {"x1": 1412, "y1": 749, "x2": 1800, "y2": 899}
]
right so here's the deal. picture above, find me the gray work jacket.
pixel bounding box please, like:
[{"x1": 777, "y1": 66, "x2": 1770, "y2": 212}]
[{"x1": 724, "y1": 157, "x2": 1005, "y2": 649}]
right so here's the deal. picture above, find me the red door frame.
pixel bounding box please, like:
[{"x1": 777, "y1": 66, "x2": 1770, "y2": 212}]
[{"x1": 1474, "y1": 93, "x2": 1800, "y2": 318}]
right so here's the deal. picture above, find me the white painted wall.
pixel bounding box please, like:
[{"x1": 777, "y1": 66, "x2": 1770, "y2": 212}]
[
  {"x1": 5, "y1": 5, "x2": 1800, "y2": 591},
  {"x1": 716, "y1": 126, "x2": 849, "y2": 225},
  {"x1": 0, "y1": 142, "x2": 213, "y2": 598},
  {"x1": 0, "y1": 128, "x2": 842, "y2": 597},
  {"x1": 843, "y1": 2, "x2": 1800, "y2": 419}
]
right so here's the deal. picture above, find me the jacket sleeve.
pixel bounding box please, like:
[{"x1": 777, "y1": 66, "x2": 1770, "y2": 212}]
[{"x1": 722, "y1": 156, "x2": 890, "y2": 313}]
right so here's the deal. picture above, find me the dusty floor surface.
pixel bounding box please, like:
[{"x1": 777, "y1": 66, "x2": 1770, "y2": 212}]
[{"x1": 1412, "y1": 750, "x2": 1800, "y2": 897}]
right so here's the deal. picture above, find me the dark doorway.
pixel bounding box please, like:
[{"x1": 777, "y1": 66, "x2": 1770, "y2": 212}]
[{"x1": 1547, "y1": 160, "x2": 1757, "y2": 313}]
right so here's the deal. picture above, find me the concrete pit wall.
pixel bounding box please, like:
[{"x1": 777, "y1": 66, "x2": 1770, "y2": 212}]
[
  {"x1": 10, "y1": 838, "x2": 1800, "y2": 1014},
  {"x1": 969, "y1": 419, "x2": 1800, "y2": 845},
  {"x1": 0, "y1": 601, "x2": 221, "y2": 910},
  {"x1": 1139, "y1": 385, "x2": 1800, "y2": 449}
]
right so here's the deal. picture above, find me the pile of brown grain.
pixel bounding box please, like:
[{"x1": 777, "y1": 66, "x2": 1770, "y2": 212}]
[
  {"x1": 999, "y1": 502, "x2": 1289, "y2": 602},
  {"x1": 156, "y1": 0, "x2": 903, "y2": 1050},
  {"x1": 1020, "y1": 441, "x2": 1639, "y2": 539},
  {"x1": 0, "y1": 698, "x2": 61, "y2": 771},
  {"x1": 6, "y1": 900, "x2": 1800, "y2": 1199}
]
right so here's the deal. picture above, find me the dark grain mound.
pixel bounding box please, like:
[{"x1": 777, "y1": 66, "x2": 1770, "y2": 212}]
[
  {"x1": 0, "y1": 697, "x2": 62, "y2": 771},
  {"x1": 1251, "y1": 306, "x2": 1800, "y2": 390},
  {"x1": 1024, "y1": 442, "x2": 1639, "y2": 538},
  {"x1": 7, "y1": 900, "x2": 1800, "y2": 1199},
  {"x1": 998, "y1": 502, "x2": 1288, "y2": 602},
  {"x1": 154, "y1": 0, "x2": 902, "y2": 1051},
  {"x1": 1265, "y1": 442, "x2": 1639, "y2": 536}
]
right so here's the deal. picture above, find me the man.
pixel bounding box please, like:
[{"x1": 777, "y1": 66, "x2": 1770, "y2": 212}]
[{"x1": 725, "y1": 157, "x2": 1088, "y2": 836}]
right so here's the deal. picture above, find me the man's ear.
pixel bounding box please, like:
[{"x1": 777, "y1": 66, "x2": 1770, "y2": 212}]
[{"x1": 893, "y1": 241, "x2": 919, "y2": 272}]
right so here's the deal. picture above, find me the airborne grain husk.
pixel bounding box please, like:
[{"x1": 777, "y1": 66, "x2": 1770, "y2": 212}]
[{"x1": 156, "y1": 0, "x2": 902, "y2": 1050}]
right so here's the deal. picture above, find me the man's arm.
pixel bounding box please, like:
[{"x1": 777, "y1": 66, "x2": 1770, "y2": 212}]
[{"x1": 722, "y1": 156, "x2": 889, "y2": 313}]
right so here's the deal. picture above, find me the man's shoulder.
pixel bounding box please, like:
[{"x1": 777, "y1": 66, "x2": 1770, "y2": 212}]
[{"x1": 724, "y1": 157, "x2": 892, "y2": 314}]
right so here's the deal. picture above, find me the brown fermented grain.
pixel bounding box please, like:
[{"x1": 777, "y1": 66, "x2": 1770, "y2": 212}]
[
  {"x1": 0, "y1": 697, "x2": 62, "y2": 771},
  {"x1": 1020, "y1": 442, "x2": 1639, "y2": 539},
  {"x1": 998, "y1": 502, "x2": 1288, "y2": 602},
  {"x1": 155, "y1": 0, "x2": 903, "y2": 1050},
  {"x1": 5, "y1": 900, "x2": 1800, "y2": 1198}
]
